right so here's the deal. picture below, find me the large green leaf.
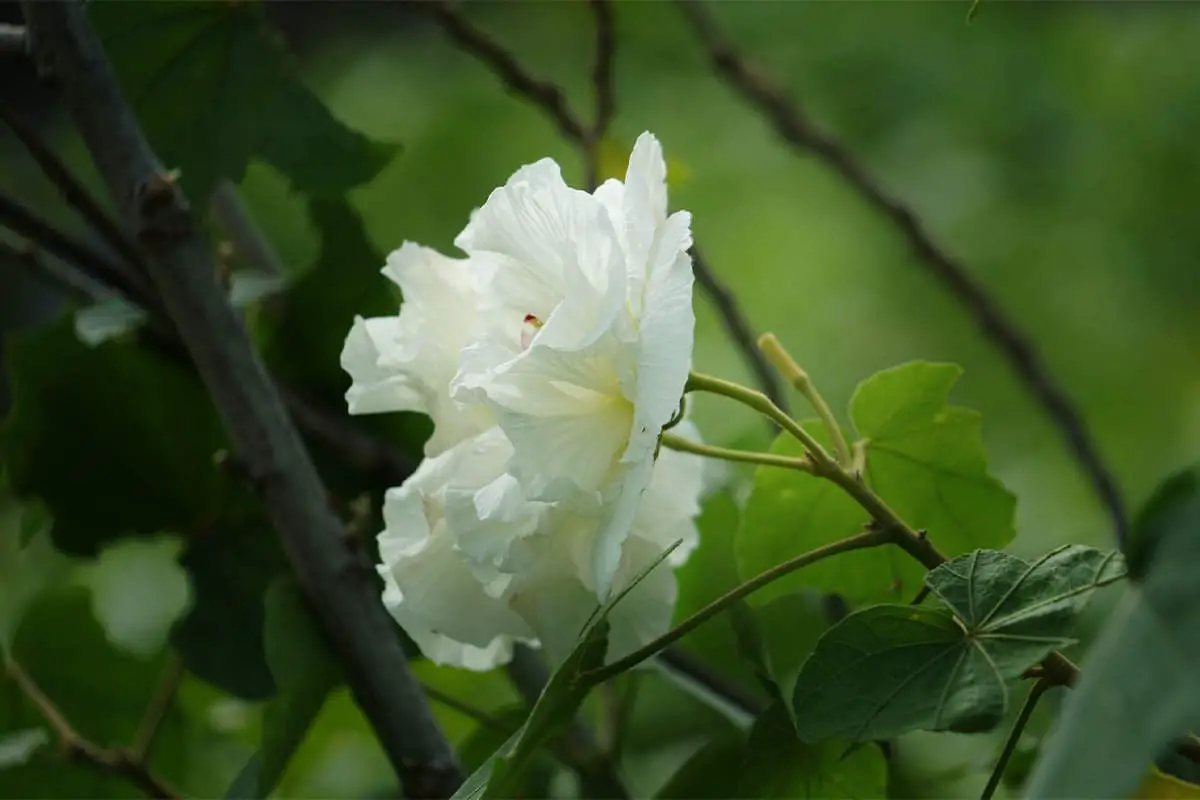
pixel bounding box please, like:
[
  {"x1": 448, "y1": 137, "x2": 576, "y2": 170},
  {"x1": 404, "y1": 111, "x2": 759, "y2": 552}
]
[
  {"x1": 792, "y1": 545, "x2": 1121, "y2": 742},
  {"x1": 1025, "y1": 467, "x2": 1200, "y2": 798},
  {"x1": 741, "y1": 701, "x2": 887, "y2": 798},
  {"x1": 850, "y1": 362, "x2": 1016, "y2": 563},
  {"x1": 2, "y1": 319, "x2": 233, "y2": 556},
  {"x1": 453, "y1": 543, "x2": 681, "y2": 799},
  {"x1": 736, "y1": 423, "x2": 888, "y2": 606},
  {"x1": 925, "y1": 545, "x2": 1125, "y2": 668},
  {"x1": 792, "y1": 605, "x2": 1005, "y2": 741},
  {"x1": 171, "y1": 524, "x2": 287, "y2": 701},
  {"x1": 91, "y1": 1, "x2": 397, "y2": 202},
  {"x1": 260, "y1": 199, "x2": 430, "y2": 478},
  {"x1": 262, "y1": 198, "x2": 394, "y2": 396},
  {"x1": 256, "y1": 579, "x2": 342, "y2": 795},
  {"x1": 655, "y1": 737, "x2": 747, "y2": 799}
]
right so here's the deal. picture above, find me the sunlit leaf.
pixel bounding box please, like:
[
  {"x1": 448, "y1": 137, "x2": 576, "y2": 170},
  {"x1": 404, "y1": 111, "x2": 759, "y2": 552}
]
[{"x1": 850, "y1": 362, "x2": 1016, "y2": 573}]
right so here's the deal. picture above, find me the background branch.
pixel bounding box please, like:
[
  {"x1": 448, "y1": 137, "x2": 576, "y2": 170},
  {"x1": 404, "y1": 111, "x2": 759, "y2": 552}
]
[
  {"x1": 677, "y1": 0, "x2": 1127, "y2": 546},
  {"x1": 428, "y1": 0, "x2": 788, "y2": 414},
  {"x1": 6, "y1": 658, "x2": 180, "y2": 799},
  {"x1": 586, "y1": 0, "x2": 616, "y2": 190},
  {"x1": 22, "y1": 3, "x2": 461, "y2": 796}
]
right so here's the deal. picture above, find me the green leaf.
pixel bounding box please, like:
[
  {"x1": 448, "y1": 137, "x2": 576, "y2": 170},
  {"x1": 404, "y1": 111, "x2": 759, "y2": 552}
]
[
  {"x1": 2, "y1": 319, "x2": 233, "y2": 556},
  {"x1": 262, "y1": 198, "x2": 394, "y2": 396},
  {"x1": 81, "y1": 536, "x2": 192, "y2": 658},
  {"x1": 454, "y1": 542, "x2": 682, "y2": 799},
  {"x1": 91, "y1": 1, "x2": 397, "y2": 202},
  {"x1": 792, "y1": 605, "x2": 1007, "y2": 742},
  {"x1": 792, "y1": 546, "x2": 1123, "y2": 743},
  {"x1": 256, "y1": 579, "x2": 342, "y2": 795},
  {"x1": 655, "y1": 737, "x2": 746, "y2": 799},
  {"x1": 741, "y1": 701, "x2": 887, "y2": 798},
  {"x1": 730, "y1": 593, "x2": 829, "y2": 705},
  {"x1": 171, "y1": 525, "x2": 287, "y2": 701},
  {"x1": 0, "y1": 729, "x2": 49, "y2": 770},
  {"x1": 850, "y1": 362, "x2": 1016, "y2": 566},
  {"x1": 737, "y1": 423, "x2": 887, "y2": 605},
  {"x1": 0, "y1": 492, "x2": 65, "y2": 655},
  {"x1": 925, "y1": 545, "x2": 1125, "y2": 669},
  {"x1": 1025, "y1": 468, "x2": 1200, "y2": 799}
]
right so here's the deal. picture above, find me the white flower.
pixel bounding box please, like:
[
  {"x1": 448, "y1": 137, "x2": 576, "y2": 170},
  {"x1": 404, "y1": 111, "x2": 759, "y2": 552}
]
[
  {"x1": 375, "y1": 422, "x2": 705, "y2": 671},
  {"x1": 340, "y1": 243, "x2": 495, "y2": 456},
  {"x1": 345, "y1": 132, "x2": 702, "y2": 670},
  {"x1": 451, "y1": 132, "x2": 695, "y2": 595}
]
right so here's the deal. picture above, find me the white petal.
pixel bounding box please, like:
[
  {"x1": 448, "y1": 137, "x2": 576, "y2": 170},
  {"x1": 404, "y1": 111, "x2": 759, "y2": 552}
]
[
  {"x1": 621, "y1": 132, "x2": 669, "y2": 279},
  {"x1": 485, "y1": 338, "x2": 635, "y2": 496},
  {"x1": 632, "y1": 420, "x2": 705, "y2": 566},
  {"x1": 605, "y1": 535, "x2": 678, "y2": 663},
  {"x1": 342, "y1": 243, "x2": 497, "y2": 455},
  {"x1": 629, "y1": 211, "x2": 694, "y2": 452},
  {"x1": 455, "y1": 158, "x2": 606, "y2": 322},
  {"x1": 341, "y1": 316, "x2": 426, "y2": 415}
]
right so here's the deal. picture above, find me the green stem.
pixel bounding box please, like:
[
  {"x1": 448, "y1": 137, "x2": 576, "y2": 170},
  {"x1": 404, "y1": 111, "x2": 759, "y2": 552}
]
[
  {"x1": 661, "y1": 433, "x2": 811, "y2": 472},
  {"x1": 686, "y1": 371, "x2": 836, "y2": 470},
  {"x1": 757, "y1": 334, "x2": 853, "y2": 467},
  {"x1": 685, "y1": 372, "x2": 1088, "y2": 691},
  {"x1": 583, "y1": 527, "x2": 890, "y2": 684},
  {"x1": 981, "y1": 679, "x2": 1050, "y2": 800}
]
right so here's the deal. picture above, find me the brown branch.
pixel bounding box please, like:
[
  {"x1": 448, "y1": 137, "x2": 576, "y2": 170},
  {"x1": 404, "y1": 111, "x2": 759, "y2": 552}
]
[
  {"x1": 0, "y1": 143, "x2": 416, "y2": 488},
  {"x1": 586, "y1": 0, "x2": 617, "y2": 190},
  {"x1": 428, "y1": 0, "x2": 788, "y2": 415},
  {"x1": 430, "y1": 2, "x2": 587, "y2": 143},
  {"x1": 130, "y1": 654, "x2": 184, "y2": 763},
  {"x1": 6, "y1": 658, "x2": 181, "y2": 799},
  {"x1": 1, "y1": 104, "x2": 146, "y2": 272},
  {"x1": 23, "y1": 3, "x2": 461, "y2": 795},
  {"x1": 0, "y1": 190, "x2": 153, "y2": 305},
  {"x1": 677, "y1": 0, "x2": 1127, "y2": 546}
]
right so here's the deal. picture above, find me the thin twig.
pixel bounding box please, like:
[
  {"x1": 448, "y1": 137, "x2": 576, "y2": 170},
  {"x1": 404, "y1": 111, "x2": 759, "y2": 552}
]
[
  {"x1": 6, "y1": 658, "x2": 181, "y2": 799},
  {"x1": 23, "y1": 4, "x2": 461, "y2": 795},
  {"x1": 587, "y1": 527, "x2": 888, "y2": 683},
  {"x1": 0, "y1": 22, "x2": 26, "y2": 55},
  {"x1": 430, "y1": 1, "x2": 587, "y2": 143},
  {"x1": 982, "y1": 679, "x2": 1050, "y2": 800},
  {"x1": 422, "y1": 683, "x2": 513, "y2": 736},
  {"x1": 0, "y1": 190, "x2": 153, "y2": 305},
  {"x1": 677, "y1": 0, "x2": 1127, "y2": 546},
  {"x1": 427, "y1": 0, "x2": 788, "y2": 414},
  {"x1": 1, "y1": 104, "x2": 147, "y2": 271},
  {"x1": 586, "y1": 0, "x2": 617, "y2": 190},
  {"x1": 130, "y1": 653, "x2": 184, "y2": 763},
  {"x1": 0, "y1": 236, "x2": 111, "y2": 300}
]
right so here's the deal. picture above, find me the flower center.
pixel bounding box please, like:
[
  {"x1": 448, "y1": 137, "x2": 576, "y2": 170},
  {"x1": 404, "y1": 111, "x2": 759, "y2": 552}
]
[{"x1": 520, "y1": 314, "x2": 544, "y2": 351}]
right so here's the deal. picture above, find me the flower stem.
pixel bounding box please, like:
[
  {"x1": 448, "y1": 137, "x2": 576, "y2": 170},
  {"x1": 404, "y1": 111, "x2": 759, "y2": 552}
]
[
  {"x1": 982, "y1": 679, "x2": 1051, "y2": 800},
  {"x1": 583, "y1": 527, "x2": 890, "y2": 684},
  {"x1": 661, "y1": 433, "x2": 811, "y2": 473},
  {"x1": 757, "y1": 333, "x2": 853, "y2": 467},
  {"x1": 686, "y1": 371, "x2": 836, "y2": 470}
]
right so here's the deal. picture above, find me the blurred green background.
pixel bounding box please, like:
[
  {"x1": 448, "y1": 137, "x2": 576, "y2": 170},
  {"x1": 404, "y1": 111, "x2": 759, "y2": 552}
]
[{"x1": 2, "y1": 1, "x2": 1199, "y2": 797}]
